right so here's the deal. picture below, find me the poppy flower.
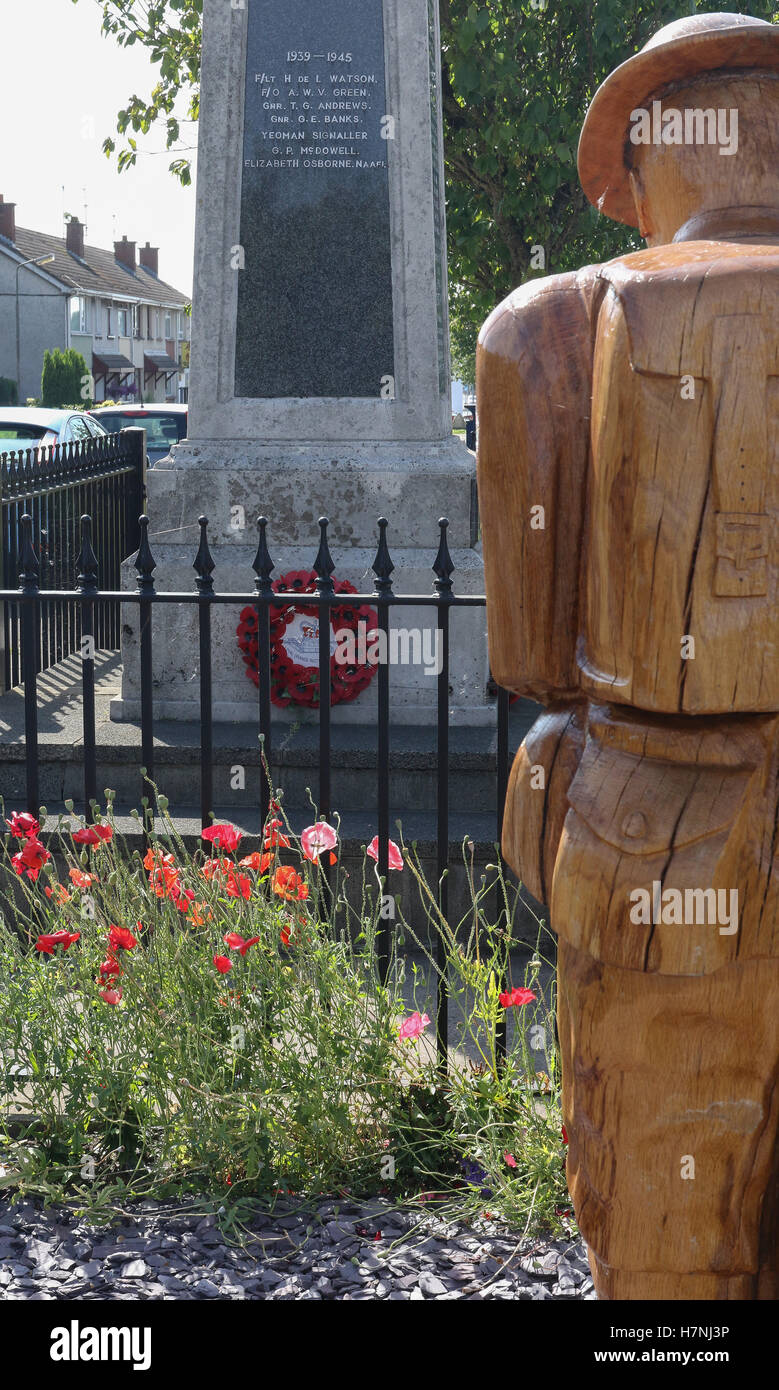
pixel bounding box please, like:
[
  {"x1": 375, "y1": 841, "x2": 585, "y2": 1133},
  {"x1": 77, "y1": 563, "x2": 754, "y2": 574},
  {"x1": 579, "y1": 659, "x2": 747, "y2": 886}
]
[
  {"x1": 187, "y1": 901, "x2": 212, "y2": 925},
  {"x1": 280, "y1": 924, "x2": 292, "y2": 947},
  {"x1": 499, "y1": 987, "x2": 537, "y2": 1009},
  {"x1": 72, "y1": 824, "x2": 113, "y2": 846},
  {"x1": 6, "y1": 811, "x2": 39, "y2": 839},
  {"x1": 99, "y1": 986, "x2": 123, "y2": 1006},
  {"x1": 223, "y1": 932, "x2": 261, "y2": 957},
  {"x1": 108, "y1": 925, "x2": 138, "y2": 952},
  {"x1": 34, "y1": 929, "x2": 80, "y2": 954},
  {"x1": 271, "y1": 866, "x2": 309, "y2": 901},
  {"x1": 224, "y1": 868, "x2": 252, "y2": 900},
  {"x1": 301, "y1": 821, "x2": 338, "y2": 864},
  {"x1": 203, "y1": 823, "x2": 242, "y2": 853},
  {"x1": 12, "y1": 839, "x2": 51, "y2": 881},
  {"x1": 504, "y1": 1152, "x2": 518, "y2": 1169},
  {"x1": 239, "y1": 851, "x2": 272, "y2": 873},
  {"x1": 98, "y1": 955, "x2": 122, "y2": 979},
  {"x1": 200, "y1": 857, "x2": 230, "y2": 882},
  {"x1": 367, "y1": 836, "x2": 404, "y2": 871},
  {"x1": 69, "y1": 867, "x2": 98, "y2": 889},
  {"x1": 398, "y1": 1011, "x2": 431, "y2": 1041},
  {"x1": 213, "y1": 955, "x2": 233, "y2": 974},
  {"x1": 562, "y1": 1126, "x2": 569, "y2": 1146},
  {"x1": 44, "y1": 882, "x2": 71, "y2": 904},
  {"x1": 174, "y1": 888, "x2": 196, "y2": 913}
]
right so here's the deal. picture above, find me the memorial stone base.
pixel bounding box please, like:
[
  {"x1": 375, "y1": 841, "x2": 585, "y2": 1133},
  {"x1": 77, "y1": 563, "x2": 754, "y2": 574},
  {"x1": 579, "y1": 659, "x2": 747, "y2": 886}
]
[{"x1": 112, "y1": 437, "x2": 491, "y2": 726}]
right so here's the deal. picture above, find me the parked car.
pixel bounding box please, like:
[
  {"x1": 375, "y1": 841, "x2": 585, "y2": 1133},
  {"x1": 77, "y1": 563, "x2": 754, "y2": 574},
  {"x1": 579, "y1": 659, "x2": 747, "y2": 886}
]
[
  {"x1": 88, "y1": 404, "x2": 188, "y2": 466},
  {"x1": 0, "y1": 407, "x2": 108, "y2": 458}
]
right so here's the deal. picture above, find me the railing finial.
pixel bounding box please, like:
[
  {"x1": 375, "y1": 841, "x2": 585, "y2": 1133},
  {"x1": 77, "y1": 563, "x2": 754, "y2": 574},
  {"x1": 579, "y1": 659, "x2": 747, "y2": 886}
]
[
  {"x1": 433, "y1": 517, "x2": 454, "y2": 594},
  {"x1": 314, "y1": 516, "x2": 335, "y2": 589},
  {"x1": 193, "y1": 515, "x2": 215, "y2": 594},
  {"x1": 19, "y1": 514, "x2": 40, "y2": 593},
  {"x1": 372, "y1": 516, "x2": 395, "y2": 594},
  {"x1": 253, "y1": 515, "x2": 275, "y2": 595},
  {"x1": 134, "y1": 515, "x2": 157, "y2": 596},
  {"x1": 76, "y1": 514, "x2": 99, "y2": 593}
]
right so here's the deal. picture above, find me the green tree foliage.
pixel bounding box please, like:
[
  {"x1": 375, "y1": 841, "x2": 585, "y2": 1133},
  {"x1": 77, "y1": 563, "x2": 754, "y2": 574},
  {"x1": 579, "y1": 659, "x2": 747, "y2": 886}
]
[
  {"x1": 41, "y1": 348, "x2": 89, "y2": 408},
  {"x1": 74, "y1": 0, "x2": 777, "y2": 380},
  {"x1": 0, "y1": 377, "x2": 18, "y2": 406}
]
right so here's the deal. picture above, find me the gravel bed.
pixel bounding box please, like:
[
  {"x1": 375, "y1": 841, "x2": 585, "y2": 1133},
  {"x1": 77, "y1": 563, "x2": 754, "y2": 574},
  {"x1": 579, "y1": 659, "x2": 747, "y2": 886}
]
[{"x1": 0, "y1": 1196, "x2": 595, "y2": 1300}]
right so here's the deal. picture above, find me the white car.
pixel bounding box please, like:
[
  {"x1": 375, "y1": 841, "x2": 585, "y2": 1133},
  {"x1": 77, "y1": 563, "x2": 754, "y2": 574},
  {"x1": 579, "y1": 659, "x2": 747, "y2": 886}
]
[{"x1": 0, "y1": 407, "x2": 108, "y2": 459}]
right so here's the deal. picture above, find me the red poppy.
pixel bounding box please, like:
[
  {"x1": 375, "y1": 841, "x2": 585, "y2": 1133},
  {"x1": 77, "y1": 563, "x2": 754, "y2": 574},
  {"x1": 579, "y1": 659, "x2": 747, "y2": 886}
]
[
  {"x1": 6, "y1": 811, "x2": 39, "y2": 840},
  {"x1": 498, "y1": 987, "x2": 537, "y2": 1009},
  {"x1": 366, "y1": 836, "x2": 404, "y2": 871},
  {"x1": 187, "y1": 901, "x2": 212, "y2": 925},
  {"x1": 264, "y1": 821, "x2": 291, "y2": 850},
  {"x1": 34, "y1": 929, "x2": 80, "y2": 955},
  {"x1": 108, "y1": 925, "x2": 138, "y2": 952},
  {"x1": 224, "y1": 932, "x2": 261, "y2": 957},
  {"x1": 12, "y1": 838, "x2": 51, "y2": 881},
  {"x1": 213, "y1": 955, "x2": 233, "y2": 974},
  {"x1": 99, "y1": 986, "x2": 123, "y2": 1006},
  {"x1": 44, "y1": 882, "x2": 71, "y2": 904},
  {"x1": 72, "y1": 824, "x2": 113, "y2": 846},
  {"x1": 98, "y1": 955, "x2": 122, "y2": 979},
  {"x1": 200, "y1": 857, "x2": 230, "y2": 882},
  {"x1": 203, "y1": 823, "x2": 243, "y2": 853},
  {"x1": 562, "y1": 1125, "x2": 569, "y2": 1145},
  {"x1": 272, "y1": 866, "x2": 309, "y2": 901},
  {"x1": 239, "y1": 851, "x2": 272, "y2": 873},
  {"x1": 69, "y1": 867, "x2": 98, "y2": 889},
  {"x1": 280, "y1": 924, "x2": 292, "y2": 948},
  {"x1": 224, "y1": 868, "x2": 252, "y2": 900},
  {"x1": 174, "y1": 888, "x2": 196, "y2": 913}
]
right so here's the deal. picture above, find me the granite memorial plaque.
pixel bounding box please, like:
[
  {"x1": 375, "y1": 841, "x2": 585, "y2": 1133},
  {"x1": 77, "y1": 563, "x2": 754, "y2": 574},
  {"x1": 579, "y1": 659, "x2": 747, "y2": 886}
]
[{"x1": 234, "y1": 0, "x2": 395, "y2": 399}]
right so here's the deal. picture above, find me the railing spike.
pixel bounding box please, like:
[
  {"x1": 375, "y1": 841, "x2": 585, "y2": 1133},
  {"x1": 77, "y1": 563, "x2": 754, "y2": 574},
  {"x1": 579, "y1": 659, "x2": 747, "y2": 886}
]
[
  {"x1": 19, "y1": 513, "x2": 40, "y2": 592},
  {"x1": 314, "y1": 516, "x2": 335, "y2": 586},
  {"x1": 76, "y1": 514, "x2": 99, "y2": 593},
  {"x1": 134, "y1": 515, "x2": 157, "y2": 596},
  {"x1": 372, "y1": 516, "x2": 395, "y2": 594},
  {"x1": 194, "y1": 515, "x2": 215, "y2": 593},
  {"x1": 252, "y1": 515, "x2": 275, "y2": 594},
  {"x1": 433, "y1": 516, "x2": 455, "y2": 593}
]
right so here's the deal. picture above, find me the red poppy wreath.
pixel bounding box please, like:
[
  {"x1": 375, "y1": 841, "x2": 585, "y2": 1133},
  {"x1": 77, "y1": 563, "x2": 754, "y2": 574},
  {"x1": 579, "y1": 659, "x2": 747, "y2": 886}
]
[{"x1": 237, "y1": 571, "x2": 379, "y2": 708}]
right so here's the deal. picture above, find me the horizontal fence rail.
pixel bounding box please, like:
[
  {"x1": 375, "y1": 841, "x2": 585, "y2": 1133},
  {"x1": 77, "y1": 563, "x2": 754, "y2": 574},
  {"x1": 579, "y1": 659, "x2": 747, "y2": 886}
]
[
  {"x1": 1, "y1": 511, "x2": 514, "y2": 1064},
  {"x1": 0, "y1": 428, "x2": 145, "y2": 693}
]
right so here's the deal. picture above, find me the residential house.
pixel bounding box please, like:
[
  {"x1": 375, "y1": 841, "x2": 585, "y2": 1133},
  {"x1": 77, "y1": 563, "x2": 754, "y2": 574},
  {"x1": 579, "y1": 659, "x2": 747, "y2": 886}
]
[{"x1": 0, "y1": 195, "x2": 190, "y2": 404}]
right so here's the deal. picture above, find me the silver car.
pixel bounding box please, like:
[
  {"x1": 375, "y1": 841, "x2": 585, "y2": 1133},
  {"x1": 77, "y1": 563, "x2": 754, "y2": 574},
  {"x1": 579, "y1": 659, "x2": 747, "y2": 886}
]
[{"x1": 0, "y1": 407, "x2": 109, "y2": 459}]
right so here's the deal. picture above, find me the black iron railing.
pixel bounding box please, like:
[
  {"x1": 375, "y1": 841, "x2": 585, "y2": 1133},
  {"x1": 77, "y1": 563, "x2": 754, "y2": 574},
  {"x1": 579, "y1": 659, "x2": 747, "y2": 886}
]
[
  {"x1": 0, "y1": 429, "x2": 145, "y2": 692},
  {"x1": 2, "y1": 510, "x2": 513, "y2": 1062}
]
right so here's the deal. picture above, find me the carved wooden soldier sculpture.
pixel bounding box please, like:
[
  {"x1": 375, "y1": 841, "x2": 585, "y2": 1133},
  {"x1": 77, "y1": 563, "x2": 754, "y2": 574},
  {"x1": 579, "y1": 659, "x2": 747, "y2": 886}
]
[{"x1": 477, "y1": 13, "x2": 779, "y2": 1300}]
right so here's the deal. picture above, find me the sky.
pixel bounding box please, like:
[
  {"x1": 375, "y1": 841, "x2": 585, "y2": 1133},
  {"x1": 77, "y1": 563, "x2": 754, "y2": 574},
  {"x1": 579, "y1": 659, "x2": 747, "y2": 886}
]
[{"x1": 0, "y1": 0, "x2": 197, "y2": 294}]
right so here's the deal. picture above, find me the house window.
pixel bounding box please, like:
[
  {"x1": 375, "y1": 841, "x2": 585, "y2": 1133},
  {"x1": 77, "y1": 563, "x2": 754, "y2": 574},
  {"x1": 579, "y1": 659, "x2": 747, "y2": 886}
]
[
  {"x1": 132, "y1": 304, "x2": 140, "y2": 338},
  {"x1": 164, "y1": 311, "x2": 172, "y2": 339},
  {"x1": 69, "y1": 296, "x2": 89, "y2": 333},
  {"x1": 177, "y1": 313, "x2": 185, "y2": 340},
  {"x1": 117, "y1": 307, "x2": 129, "y2": 336},
  {"x1": 106, "y1": 305, "x2": 114, "y2": 337}
]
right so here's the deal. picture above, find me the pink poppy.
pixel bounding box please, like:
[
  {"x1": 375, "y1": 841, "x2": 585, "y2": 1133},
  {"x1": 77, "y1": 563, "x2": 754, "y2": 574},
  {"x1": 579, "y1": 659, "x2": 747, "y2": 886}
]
[
  {"x1": 504, "y1": 1152, "x2": 517, "y2": 1169},
  {"x1": 398, "y1": 1011, "x2": 431, "y2": 1041},
  {"x1": 367, "y1": 836, "x2": 404, "y2": 871},
  {"x1": 301, "y1": 821, "x2": 338, "y2": 863},
  {"x1": 99, "y1": 986, "x2": 123, "y2": 1006}
]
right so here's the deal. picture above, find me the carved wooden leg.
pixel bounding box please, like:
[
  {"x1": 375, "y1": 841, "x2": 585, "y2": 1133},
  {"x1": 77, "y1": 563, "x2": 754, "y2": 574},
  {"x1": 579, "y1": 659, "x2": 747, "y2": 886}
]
[{"x1": 556, "y1": 939, "x2": 779, "y2": 1300}]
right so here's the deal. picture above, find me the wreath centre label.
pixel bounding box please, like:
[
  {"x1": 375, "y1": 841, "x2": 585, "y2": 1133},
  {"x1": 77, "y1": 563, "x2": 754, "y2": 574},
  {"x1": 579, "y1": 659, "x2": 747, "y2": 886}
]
[{"x1": 281, "y1": 613, "x2": 337, "y2": 667}]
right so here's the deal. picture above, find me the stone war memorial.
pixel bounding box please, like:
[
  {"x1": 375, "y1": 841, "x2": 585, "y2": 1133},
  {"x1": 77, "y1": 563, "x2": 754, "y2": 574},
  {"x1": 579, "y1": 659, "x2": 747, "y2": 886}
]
[
  {"x1": 478, "y1": 13, "x2": 779, "y2": 1300},
  {"x1": 116, "y1": 0, "x2": 485, "y2": 726}
]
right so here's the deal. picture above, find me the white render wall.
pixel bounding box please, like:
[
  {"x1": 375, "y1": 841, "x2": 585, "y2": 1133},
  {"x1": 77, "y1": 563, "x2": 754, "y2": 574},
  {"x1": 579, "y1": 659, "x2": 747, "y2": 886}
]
[{"x1": 0, "y1": 256, "x2": 68, "y2": 401}]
